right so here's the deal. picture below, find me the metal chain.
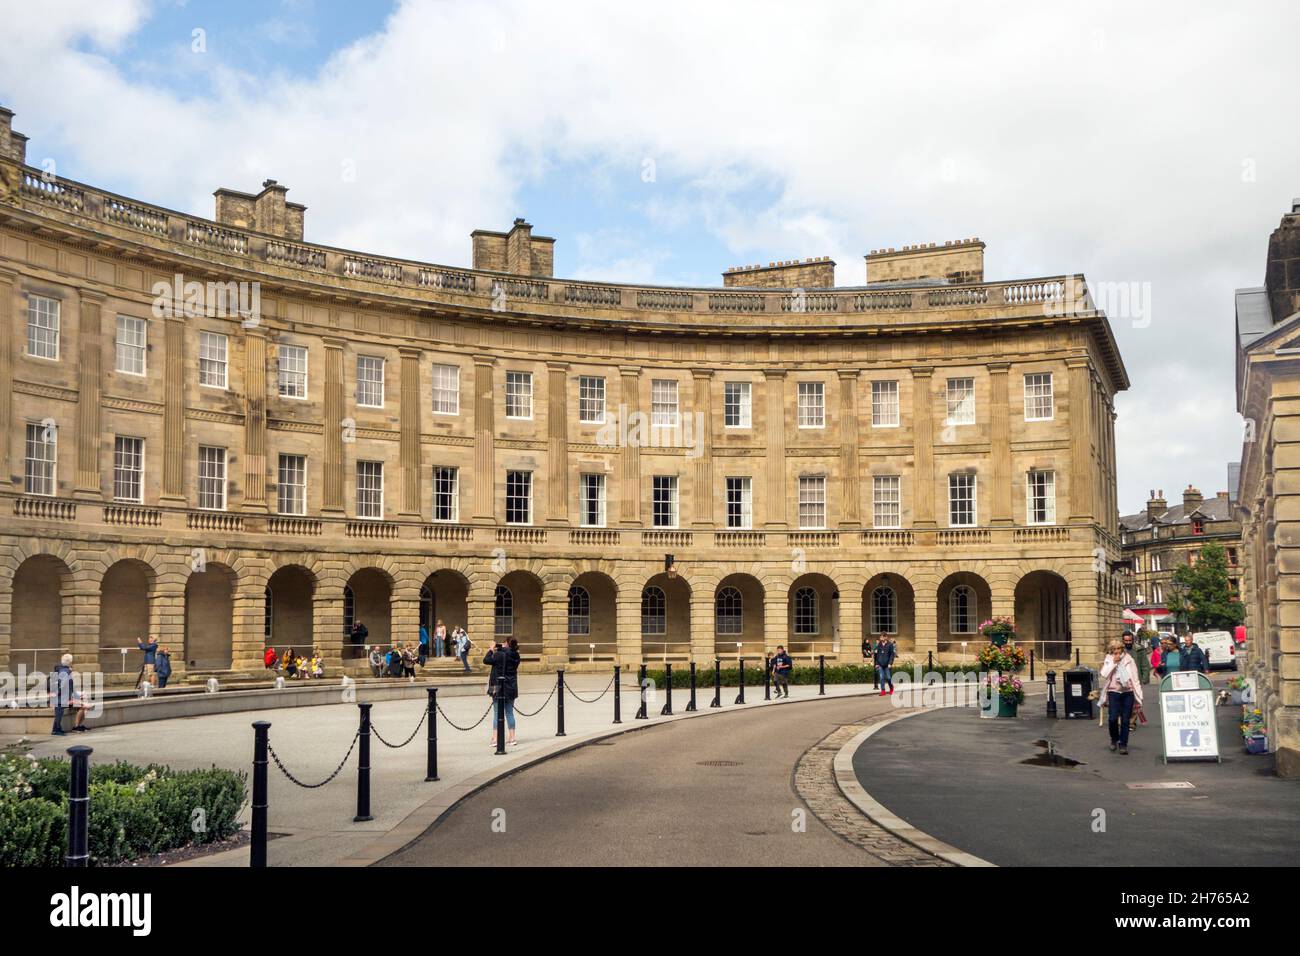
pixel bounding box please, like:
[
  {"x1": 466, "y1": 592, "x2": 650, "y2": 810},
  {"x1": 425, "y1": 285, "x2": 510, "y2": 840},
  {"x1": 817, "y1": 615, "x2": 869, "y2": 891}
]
[
  {"x1": 371, "y1": 707, "x2": 428, "y2": 749},
  {"x1": 436, "y1": 698, "x2": 496, "y2": 732},
  {"x1": 267, "y1": 733, "x2": 358, "y2": 789},
  {"x1": 513, "y1": 682, "x2": 558, "y2": 717},
  {"x1": 565, "y1": 674, "x2": 616, "y2": 704}
]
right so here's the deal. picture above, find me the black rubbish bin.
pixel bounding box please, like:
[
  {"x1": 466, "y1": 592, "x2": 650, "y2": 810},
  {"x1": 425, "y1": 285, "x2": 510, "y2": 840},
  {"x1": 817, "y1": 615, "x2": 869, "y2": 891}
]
[{"x1": 1063, "y1": 667, "x2": 1093, "y2": 719}]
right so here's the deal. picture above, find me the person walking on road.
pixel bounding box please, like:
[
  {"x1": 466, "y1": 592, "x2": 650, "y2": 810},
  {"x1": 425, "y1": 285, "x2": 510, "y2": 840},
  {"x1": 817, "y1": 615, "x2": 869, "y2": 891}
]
[
  {"x1": 454, "y1": 626, "x2": 472, "y2": 673},
  {"x1": 1156, "y1": 637, "x2": 1180, "y2": 677},
  {"x1": 771, "y1": 645, "x2": 793, "y2": 698},
  {"x1": 1100, "y1": 639, "x2": 1144, "y2": 755},
  {"x1": 1123, "y1": 631, "x2": 1151, "y2": 686},
  {"x1": 485, "y1": 637, "x2": 521, "y2": 747},
  {"x1": 874, "y1": 636, "x2": 896, "y2": 695},
  {"x1": 50, "y1": 654, "x2": 89, "y2": 735},
  {"x1": 1176, "y1": 632, "x2": 1209, "y2": 675}
]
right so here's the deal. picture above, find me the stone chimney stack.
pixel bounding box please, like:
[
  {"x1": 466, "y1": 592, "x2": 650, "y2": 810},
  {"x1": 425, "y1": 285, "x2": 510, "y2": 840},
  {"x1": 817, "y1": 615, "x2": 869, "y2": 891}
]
[
  {"x1": 723, "y1": 257, "x2": 836, "y2": 289},
  {"x1": 471, "y1": 219, "x2": 555, "y2": 277},
  {"x1": 213, "y1": 179, "x2": 306, "y2": 240},
  {"x1": 1183, "y1": 484, "x2": 1203, "y2": 512},
  {"x1": 1265, "y1": 200, "x2": 1300, "y2": 323},
  {"x1": 1146, "y1": 489, "x2": 1167, "y2": 523},
  {"x1": 0, "y1": 107, "x2": 30, "y2": 164},
  {"x1": 865, "y1": 238, "x2": 985, "y2": 285}
]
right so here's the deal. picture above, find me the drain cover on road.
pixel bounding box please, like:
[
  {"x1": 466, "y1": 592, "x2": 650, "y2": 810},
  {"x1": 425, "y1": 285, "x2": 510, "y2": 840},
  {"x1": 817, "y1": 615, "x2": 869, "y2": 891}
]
[
  {"x1": 696, "y1": 759, "x2": 742, "y2": 767},
  {"x1": 1126, "y1": 781, "x2": 1196, "y2": 789}
]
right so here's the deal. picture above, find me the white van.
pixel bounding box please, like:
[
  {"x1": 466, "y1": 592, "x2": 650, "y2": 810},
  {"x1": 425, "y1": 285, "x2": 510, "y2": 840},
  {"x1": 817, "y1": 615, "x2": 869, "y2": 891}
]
[{"x1": 1195, "y1": 630, "x2": 1238, "y2": 671}]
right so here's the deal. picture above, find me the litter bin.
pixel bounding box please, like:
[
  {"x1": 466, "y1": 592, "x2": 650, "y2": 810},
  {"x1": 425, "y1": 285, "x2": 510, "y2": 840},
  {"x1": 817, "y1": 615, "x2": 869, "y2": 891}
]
[{"x1": 1063, "y1": 667, "x2": 1093, "y2": 719}]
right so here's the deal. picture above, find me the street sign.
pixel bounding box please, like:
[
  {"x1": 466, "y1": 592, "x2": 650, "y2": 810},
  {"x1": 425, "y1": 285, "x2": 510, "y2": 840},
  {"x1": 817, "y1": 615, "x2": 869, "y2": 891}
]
[{"x1": 1158, "y1": 672, "x2": 1220, "y2": 763}]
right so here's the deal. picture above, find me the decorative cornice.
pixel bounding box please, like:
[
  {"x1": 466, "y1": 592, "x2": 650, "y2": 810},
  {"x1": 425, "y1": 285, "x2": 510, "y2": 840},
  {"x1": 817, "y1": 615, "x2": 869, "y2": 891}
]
[{"x1": 14, "y1": 380, "x2": 78, "y2": 403}]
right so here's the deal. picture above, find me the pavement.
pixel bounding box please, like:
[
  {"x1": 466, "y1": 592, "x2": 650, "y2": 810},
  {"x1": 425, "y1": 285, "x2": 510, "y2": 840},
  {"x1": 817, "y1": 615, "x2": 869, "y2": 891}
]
[{"x1": 852, "y1": 677, "x2": 1300, "y2": 866}]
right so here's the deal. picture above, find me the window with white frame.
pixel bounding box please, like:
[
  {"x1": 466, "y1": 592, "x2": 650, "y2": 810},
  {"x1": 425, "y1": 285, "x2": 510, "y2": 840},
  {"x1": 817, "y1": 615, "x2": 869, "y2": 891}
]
[
  {"x1": 505, "y1": 371, "x2": 533, "y2": 419},
  {"x1": 1023, "y1": 372, "x2": 1054, "y2": 421},
  {"x1": 580, "y1": 473, "x2": 606, "y2": 527},
  {"x1": 873, "y1": 475, "x2": 901, "y2": 528},
  {"x1": 277, "y1": 454, "x2": 307, "y2": 515},
  {"x1": 725, "y1": 476, "x2": 752, "y2": 529},
  {"x1": 198, "y1": 331, "x2": 228, "y2": 388},
  {"x1": 494, "y1": 586, "x2": 513, "y2": 637},
  {"x1": 651, "y1": 379, "x2": 679, "y2": 427},
  {"x1": 724, "y1": 382, "x2": 752, "y2": 428},
  {"x1": 578, "y1": 376, "x2": 606, "y2": 424},
  {"x1": 1026, "y1": 469, "x2": 1056, "y2": 525},
  {"x1": 433, "y1": 466, "x2": 458, "y2": 522},
  {"x1": 794, "y1": 587, "x2": 818, "y2": 634},
  {"x1": 641, "y1": 586, "x2": 667, "y2": 635},
  {"x1": 26, "y1": 295, "x2": 59, "y2": 360},
  {"x1": 798, "y1": 475, "x2": 827, "y2": 529},
  {"x1": 652, "y1": 475, "x2": 679, "y2": 527},
  {"x1": 871, "y1": 380, "x2": 899, "y2": 427},
  {"x1": 115, "y1": 315, "x2": 147, "y2": 376},
  {"x1": 797, "y1": 382, "x2": 825, "y2": 428},
  {"x1": 113, "y1": 436, "x2": 144, "y2": 503},
  {"x1": 715, "y1": 586, "x2": 743, "y2": 635},
  {"x1": 949, "y1": 585, "x2": 975, "y2": 633},
  {"x1": 1152, "y1": 553, "x2": 1163, "y2": 572},
  {"x1": 197, "y1": 445, "x2": 227, "y2": 510},
  {"x1": 431, "y1": 363, "x2": 459, "y2": 414},
  {"x1": 356, "y1": 460, "x2": 384, "y2": 519},
  {"x1": 506, "y1": 470, "x2": 532, "y2": 524},
  {"x1": 567, "y1": 586, "x2": 590, "y2": 635},
  {"x1": 278, "y1": 344, "x2": 308, "y2": 399},
  {"x1": 948, "y1": 473, "x2": 976, "y2": 527},
  {"x1": 24, "y1": 422, "x2": 56, "y2": 496},
  {"x1": 945, "y1": 377, "x2": 975, "y2": 425},
  {"x1": 356, "y1": 355, "x2": 384, "y2": 408},
  {"x1": 871, "y1": 586, "x2": 897, "y2": 634}
]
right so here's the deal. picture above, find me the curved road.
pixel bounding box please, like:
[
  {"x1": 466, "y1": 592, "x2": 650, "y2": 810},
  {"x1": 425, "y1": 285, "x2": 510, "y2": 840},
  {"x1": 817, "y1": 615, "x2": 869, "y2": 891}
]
[{"x1": 382, "y1": 694, "x2": 898, "y2": 867}]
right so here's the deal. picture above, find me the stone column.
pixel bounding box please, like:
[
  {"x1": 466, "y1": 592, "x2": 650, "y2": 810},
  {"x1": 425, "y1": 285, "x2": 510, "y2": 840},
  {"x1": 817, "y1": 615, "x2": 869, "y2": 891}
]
[
  {"x1": 1269, "y1": 383, "x2": 1300, "y2": 775},
  {"x1": 322, "y1": 338, "x2": 346, "y2": 514},
  {"x1": 911, "y1": 367, "x2": 936, "y2": 528},
  {"x1": 764, "y1": 593, "x2": 788, "y2": 656},
  {"x1": 1067, "y1": 357, "x2": 1095, "y2": 523},
  {"x1": 837, "y1": 369, "x2": 861, "y2": 527},
  {"x1": 692, "y1": 369, "x2": 714, "y2": 527},
  {"x1": 914, "y1": 590, "x2": 938, "y2": 659},
  {"x1": 764, "y1": 369, "x2": 787, "y2": 529},
  {"x1": 547, "y1": 362, "x2": 569, "y2": 525},
  {"x1": 0, "y1": 268, "x2": 14, "y2": 484},
  {"x1": 391, "y1": 585, "x2": 422, "y2": 656},
  {"x1": 689, "y1": 591, "x2": 714, "y2": 663},
  {"x1": 988, "y1": 363, "x2": 1012, "y2": 525},
  {"x1": 615, "y1": 589, "x2": 642, "y2": 668},
  {"x1": 231, "y1": 582, "x2": 266, "y2": 675},
  {"x1": 467, "y1": 583, "x2": 496, "y2": 652},
  {"x1": 618, "y1": 366, "x2": 642, "y2": 526},
  {"x1": 314, "y1": 587, "x2": 346, "y2": 676},
  {"x1": 161, "y1": 318, "x2": 186, "y2": 504},
  {"x1": 399, "y1": 348, "x2": 423, "y2": 517},
  {"x1": 74, "y1": 290, "x2": 105, "y2": 499},
  {"x1": 837, "y1": 589, "x2": 863, "y2": 664},
  {"x1": 241, "y1": 327, "x2": 268, "y2": 512},
  {"x1": 473, "y1": 356, "x2": 496, "y2": 521},
  {"x1": 541, "y1": 582, "x2": 569, "y2": 666}
]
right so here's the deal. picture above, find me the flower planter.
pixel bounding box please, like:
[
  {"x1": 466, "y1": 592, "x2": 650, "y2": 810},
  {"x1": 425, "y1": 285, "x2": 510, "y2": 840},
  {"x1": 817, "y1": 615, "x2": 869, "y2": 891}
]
[
  {"x1": 996, "y1": 697, "x2": 1019, "y2": 718},
  {"x1": 1245, "y1": 734, "x2": 1268, "y2": 755}
]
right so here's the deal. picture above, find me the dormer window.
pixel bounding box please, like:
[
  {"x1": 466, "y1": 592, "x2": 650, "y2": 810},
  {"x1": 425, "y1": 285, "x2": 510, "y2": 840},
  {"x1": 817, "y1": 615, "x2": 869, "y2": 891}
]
[{"x1": 1191, "y1": 518, "x2": 1204, "y2": 535}]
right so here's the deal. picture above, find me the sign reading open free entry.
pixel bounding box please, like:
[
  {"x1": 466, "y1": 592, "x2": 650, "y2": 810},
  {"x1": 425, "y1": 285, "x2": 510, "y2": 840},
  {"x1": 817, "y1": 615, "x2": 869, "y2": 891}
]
[{"x1": 1158, "y1": 671, "x2": 1221, "y2": 763}]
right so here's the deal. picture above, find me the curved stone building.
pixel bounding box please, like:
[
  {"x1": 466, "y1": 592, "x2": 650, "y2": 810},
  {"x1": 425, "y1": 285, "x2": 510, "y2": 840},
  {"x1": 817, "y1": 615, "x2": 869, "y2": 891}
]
[{"x1": 0, "y1": 107, "x2": 1128, "y2": 680}]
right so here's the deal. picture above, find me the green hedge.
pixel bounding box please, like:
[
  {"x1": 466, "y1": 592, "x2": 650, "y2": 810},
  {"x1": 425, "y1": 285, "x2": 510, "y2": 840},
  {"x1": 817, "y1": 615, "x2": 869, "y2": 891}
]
[
  {"x1": 0, "y1": 754, "x2": 246, "y2": 867},
  {"x1": 643, "y1": 660, "x2": 985, "y2": 689}
]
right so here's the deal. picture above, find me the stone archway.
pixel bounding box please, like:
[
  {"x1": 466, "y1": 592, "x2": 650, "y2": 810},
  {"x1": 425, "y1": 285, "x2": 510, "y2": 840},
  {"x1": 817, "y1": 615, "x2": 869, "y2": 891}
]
[
  {"x1": 345, "y1": 567, "x2": 392, "y2": 657},
  {"x1": 266, "y1": 565, "x2": 315, "y2": 656},
  {"x1": 567, "y1": 571, "x2": 617, "y2": 663},
  {"x1": 714, "y1": 573, "x2": 765, "y2": 659},
  {"x1": 496, "y1": 570, "x2": 544, "y2": 660},
  {"x1": 1015, "y1": 570, "x2": 1072, "y2": 661},
  {"x1": 12, "y1": 555, "x2": 71, "y2": 673},
  {"x1": 642, "y1": 572, "x2": 691, "y2": 661},
  {"x1": 787, "y1": 572, "x2": 838, "y2": 658},
  {"x1": 936, "y1": 571, "x2": 992, "y2": 656},
  {"x1": 99, "y1": 559, "x2": 153, "y2": 674},
  {"x1": 421, "y1": 569, "x2": 471, "y2": 654},
  {"x1": 863, "y1": 572, "x2": 916, "y2": 653},
  {"x1": 185, "y1": 563, "x2": 237, "y2": 670}
]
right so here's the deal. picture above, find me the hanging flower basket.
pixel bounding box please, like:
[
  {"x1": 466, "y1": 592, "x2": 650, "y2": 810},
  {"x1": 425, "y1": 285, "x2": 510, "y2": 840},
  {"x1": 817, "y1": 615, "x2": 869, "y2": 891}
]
[{"x1": 978, "y1": 638, "x2": 1027, "y2": 674}]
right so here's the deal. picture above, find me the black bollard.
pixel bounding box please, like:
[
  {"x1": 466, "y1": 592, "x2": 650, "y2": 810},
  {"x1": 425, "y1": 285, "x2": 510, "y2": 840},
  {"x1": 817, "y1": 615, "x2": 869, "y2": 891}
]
[
  {"x1": 710, "y1": 657, "x2": 722, "y2": 708},
  {"x1": 495, "y1": 691, "x2": 507, "y2": 755},
  {"x1": 1046, "y1": 670, "x2": 1058, "y2": 719},
  {"x1": 927, "y1": 650, "x2": 933, "y2": 673},
  {"x1": 686, "y1": 661, "x2": 698, "y2": 712},
  {"x1": 735, "y1": 657, "x2": 746, "y2": 705},
  {"x1": 250, "y1": 722, "x2": 269, "y2": 867},
  {"x1": 354, "y1": 702, "x2": 373, "y2": 822},
  {"x1": 65, "y1": 744, "x2": 92, "y2": 868},
  {"x1": 556, "y1": 669, "x2": 567, "y2": 737},
  {"x1": 1075, "y1": 648, "x2": 1081, "y2": 667},
  {"x1": 613, "y1": 665, "x2": 622, "y2": 724},
  {"x1": 1030, "y1": 649, "x2": 1036, "y2": 681},
  {"x1": 425, "y1": 689, "x2": 439, "y2": 782},
  {"x1": 660, "y1": 662, "x2": 674, "y2": 716},
  {"x1": 635, "y1": 664, "x2": 648, "y2": 720},
  {"x1": 818, "y1": 655, "x2": 826, "y2": 696},
  {"x1": 763, "y1": 655, "x2": 772, "y2": 701}
]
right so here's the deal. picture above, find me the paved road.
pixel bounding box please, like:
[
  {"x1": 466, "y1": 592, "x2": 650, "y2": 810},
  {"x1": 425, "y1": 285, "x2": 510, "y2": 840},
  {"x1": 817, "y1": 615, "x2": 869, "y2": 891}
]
[{"x1": 382, "y1": 694, "x2": 899, "y2": 867}]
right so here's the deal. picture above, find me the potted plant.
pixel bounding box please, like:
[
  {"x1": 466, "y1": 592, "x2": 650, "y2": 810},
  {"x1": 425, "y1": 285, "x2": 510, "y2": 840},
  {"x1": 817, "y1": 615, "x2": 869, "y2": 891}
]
[
  {"x1": 1227, "y1": 675, "x2": 1252, "y2": 705},
  {"x1": 977, "y1": 636, "x2": 1027, "y2": 675},
  {"x1": 1240, "y1": 707, "x2": 1267, "y2": 753},
  {"x1": 985, "y1": 674, "x2": 1025, "y2": 717},
  {"x1": 980, "y1": 616, "x2": 1016, "y2": 647}
]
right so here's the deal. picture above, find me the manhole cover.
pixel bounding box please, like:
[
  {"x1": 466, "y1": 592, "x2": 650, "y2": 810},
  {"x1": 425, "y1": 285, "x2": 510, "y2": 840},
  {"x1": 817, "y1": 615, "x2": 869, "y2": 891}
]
[
  {"x1": 696, "y1": 759, "x2": 743, "y2": 767},
  {"x1": 1126, "y1": 781, "x2": 1196, "y2": 790}
]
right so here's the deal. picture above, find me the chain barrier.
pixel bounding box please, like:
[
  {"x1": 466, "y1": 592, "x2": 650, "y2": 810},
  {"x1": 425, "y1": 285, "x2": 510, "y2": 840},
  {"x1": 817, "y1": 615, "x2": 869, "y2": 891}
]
[
  {"x1": 564, "y1": 674, "x2": 616, "y2": 704},
  {"x1": 267, "y1": 733, "x2": 359, "y2": 789},
  {"x1": 513, "y1": 682, "x2": 558, "y2": 717},
  {"x1": 371, "y1": 707, "x2": 428, "y2": 749},
  {"x1": 436, "y1": 698, "x2": 496, "y2": 732}
]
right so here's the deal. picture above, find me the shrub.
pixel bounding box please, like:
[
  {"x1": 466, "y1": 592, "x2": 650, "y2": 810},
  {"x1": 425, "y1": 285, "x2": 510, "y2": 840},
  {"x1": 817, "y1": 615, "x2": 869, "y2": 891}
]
[
  {"x1": 643, "y1": 659, "x2": 983, "y2": 689},
  {"x1": 0, "y1": 794, "x2": 65, "y2": 867}
]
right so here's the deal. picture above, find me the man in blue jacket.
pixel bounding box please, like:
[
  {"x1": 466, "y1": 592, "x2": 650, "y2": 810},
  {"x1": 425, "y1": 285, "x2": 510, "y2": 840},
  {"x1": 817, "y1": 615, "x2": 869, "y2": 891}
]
[
  {"x1": 874, "y1": 636, "x2": 897, "y2": 695},
  {"x1": 771, "y1": 645, "x2": 794, "y2": 698},
  {"x1": 136, "y1": 635, "x2": 159, "y2": 687},
  {"x1": 1176, "y1": 633, "x2": 1209, "y2": 674}
]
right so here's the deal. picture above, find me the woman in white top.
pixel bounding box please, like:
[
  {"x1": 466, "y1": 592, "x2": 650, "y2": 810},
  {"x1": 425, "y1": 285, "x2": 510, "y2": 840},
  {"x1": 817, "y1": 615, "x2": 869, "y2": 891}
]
[{"x1": 1100, "y1": 639, "x2": 1144, "y2": 755}]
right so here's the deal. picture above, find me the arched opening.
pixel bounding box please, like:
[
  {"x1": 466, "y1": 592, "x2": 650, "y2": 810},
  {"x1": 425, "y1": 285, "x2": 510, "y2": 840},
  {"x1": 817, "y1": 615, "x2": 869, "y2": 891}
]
[
  {"x1": 787, "y1": 573, "x2": 838, "y2": 658},
  {"x1": 862, "y1": 573, "x2": 916, "y2": 653},
  {"x1": 99, "y1": 559, "x2": 153, "y2": 674},
  {"x1": 714, "y1": 573, "x2": 765, "y2": 659},
  {"x1": 1015, "y1": 570, "x2": 1072, "y2": 660},
  {"x1": 496, "y1": 570, "x2": 543, "y2": 660},
  {"x1": 642, "y1": 572, "x2": 691, "y2": 661},
  {"x1": 265, "y1": 566, "x2": 315, "y2": 658},
  {"x1": 421, "y1": 569, "x2": 471, "y2": 656},
  {"x1": 936, "y1": 571, "x2": 992, "y2": 656},
  {"x1": 12, "y1": 555, "x2": 70, "y2": 673},
  {"x1": 568, "y1": 572, "x2": 617, "y2": 662},
  {"x1": 345, "y1": 568, "x2": 392, "y2": 657},
  {"x1": 184, "y1": 563, "x2": 236, "y2": 670}
]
